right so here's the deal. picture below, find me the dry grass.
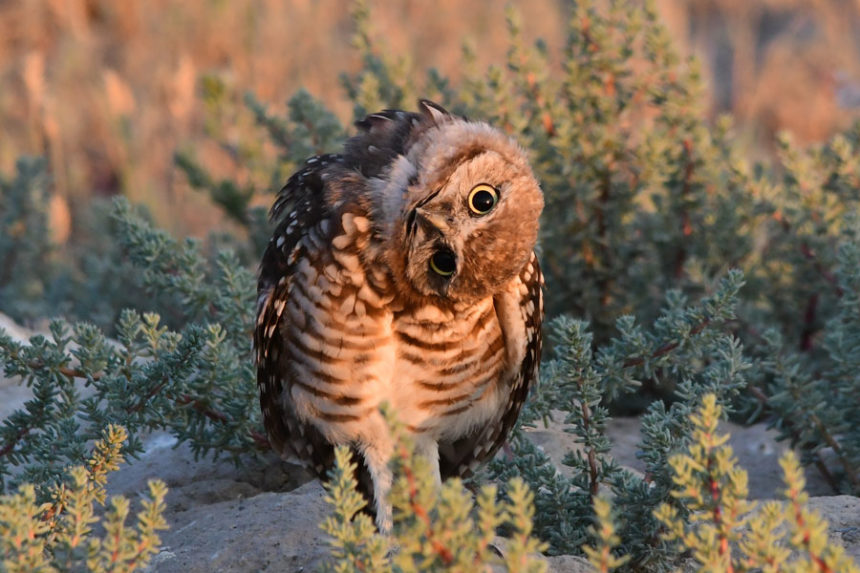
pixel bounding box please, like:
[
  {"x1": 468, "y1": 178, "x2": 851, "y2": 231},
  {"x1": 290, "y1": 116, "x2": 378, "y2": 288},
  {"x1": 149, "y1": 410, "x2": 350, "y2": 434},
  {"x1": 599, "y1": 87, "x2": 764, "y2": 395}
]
[{"x1": 1, "y1": 0, "x2": 859, "y2": 237}]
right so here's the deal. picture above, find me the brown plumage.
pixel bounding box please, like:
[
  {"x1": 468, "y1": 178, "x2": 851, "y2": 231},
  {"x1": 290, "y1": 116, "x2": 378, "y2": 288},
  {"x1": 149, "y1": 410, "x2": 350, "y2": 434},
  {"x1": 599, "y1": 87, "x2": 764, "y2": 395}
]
[{"x1": 255, "y1": 100, "x2": 544, "y2": 529}]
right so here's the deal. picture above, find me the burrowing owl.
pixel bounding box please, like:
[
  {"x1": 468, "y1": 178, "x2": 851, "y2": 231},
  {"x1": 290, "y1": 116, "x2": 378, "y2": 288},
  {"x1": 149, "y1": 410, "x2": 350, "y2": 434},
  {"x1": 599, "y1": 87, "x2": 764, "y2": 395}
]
[{"x1": 255, "y1": 100, "x2": 543, "y2": 529}]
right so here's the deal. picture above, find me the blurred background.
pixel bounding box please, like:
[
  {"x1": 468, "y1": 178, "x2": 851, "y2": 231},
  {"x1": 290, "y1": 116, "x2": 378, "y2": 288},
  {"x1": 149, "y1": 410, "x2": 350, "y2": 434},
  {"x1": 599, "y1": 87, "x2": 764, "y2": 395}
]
[{"x1": 2, "y1": 0, "x2": 860, "y2": 240}]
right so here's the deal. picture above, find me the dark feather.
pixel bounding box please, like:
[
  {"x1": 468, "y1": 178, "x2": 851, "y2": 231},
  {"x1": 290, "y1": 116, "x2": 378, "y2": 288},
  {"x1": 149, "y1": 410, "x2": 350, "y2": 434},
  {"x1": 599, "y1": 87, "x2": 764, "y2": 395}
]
[
  {"x1": 256, "y1": 154, "x2": 341, "y2": 473},
  {"x1": 344, "y1": 109, "x2": 422, "y2": 178}
]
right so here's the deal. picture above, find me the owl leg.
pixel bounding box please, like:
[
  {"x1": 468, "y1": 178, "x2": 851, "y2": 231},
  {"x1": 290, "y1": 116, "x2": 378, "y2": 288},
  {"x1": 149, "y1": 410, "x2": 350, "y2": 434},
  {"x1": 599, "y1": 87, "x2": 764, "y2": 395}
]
[
  {"x1": 358, "y1": 429, "x2": 394, "y2": 532},
  {"x1": 414, "y1": 437, "x2": 442, "y2": 488},
  {"x1": 361, "y1": 436, "x2": 441, "y2": 533}
]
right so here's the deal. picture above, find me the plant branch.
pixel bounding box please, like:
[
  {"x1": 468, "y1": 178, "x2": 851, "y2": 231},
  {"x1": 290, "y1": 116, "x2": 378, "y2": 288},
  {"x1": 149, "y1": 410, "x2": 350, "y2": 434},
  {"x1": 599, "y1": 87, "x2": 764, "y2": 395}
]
[
  {"x1": 0, "y1": 425, "x2": 32, "y2": 459},
  {"x1": 747, "y1": 384, "x2": 842, "y2": 492},
  {"x1": 578, "y1": 399, "x2": 600, "y2": 497},
  {"x1": 674, "y1": 138, "x2": 694, "y2": 280},
  {"x1": 396, "y1": 441, "x2": 454, "y2": 565},
  {"x1": 622, "y1": 320, "x2": 709, "y2": 368}
]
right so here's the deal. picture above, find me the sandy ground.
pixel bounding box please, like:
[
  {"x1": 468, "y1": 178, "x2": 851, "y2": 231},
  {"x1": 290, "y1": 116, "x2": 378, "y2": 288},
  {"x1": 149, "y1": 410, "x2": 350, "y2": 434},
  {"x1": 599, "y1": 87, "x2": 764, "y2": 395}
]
[{"x1": 1, "y1": 313, "x2": 857, "y2": 571}]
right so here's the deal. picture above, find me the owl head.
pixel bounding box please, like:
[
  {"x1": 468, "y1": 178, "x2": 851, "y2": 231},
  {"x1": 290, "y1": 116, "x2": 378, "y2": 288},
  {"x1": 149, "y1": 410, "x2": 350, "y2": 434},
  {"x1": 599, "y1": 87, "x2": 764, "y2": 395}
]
[{"x1": 384, "y1": 100, "x2": 543, "y2": 305}]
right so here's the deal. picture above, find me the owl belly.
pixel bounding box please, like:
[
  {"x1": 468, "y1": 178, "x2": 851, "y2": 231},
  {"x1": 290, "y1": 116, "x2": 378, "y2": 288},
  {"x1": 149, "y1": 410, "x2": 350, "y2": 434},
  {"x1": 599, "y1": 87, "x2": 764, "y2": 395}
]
[
  {"x1": 286, "y1": 271, "x2": 506, "y2": 447},
  {"x1": 389, "y1": 299, "x2": 508, "y2": 441},
  {"x1": 283, "y1": 255, "x2": 398, "y2": 445}
]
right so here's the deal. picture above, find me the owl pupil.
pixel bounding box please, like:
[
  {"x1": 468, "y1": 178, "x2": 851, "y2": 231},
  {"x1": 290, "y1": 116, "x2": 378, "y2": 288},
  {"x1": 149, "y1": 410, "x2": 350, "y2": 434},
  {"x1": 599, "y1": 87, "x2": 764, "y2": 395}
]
[
  {"x1": 430, "y1": 250, "x2": 456, "y2": 277},
  {"x1": 471, "y1": 190, "x2": 496, "y2": 213}
]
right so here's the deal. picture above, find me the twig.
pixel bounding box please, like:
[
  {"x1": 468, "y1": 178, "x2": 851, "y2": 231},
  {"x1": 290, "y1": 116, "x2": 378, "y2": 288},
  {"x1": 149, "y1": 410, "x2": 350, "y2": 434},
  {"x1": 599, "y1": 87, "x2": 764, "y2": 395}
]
[
  {"x1": 747, "y1": 385, "x2": 842, "y2": 493},
  {"x1": 622, "y1": 320, "x2": 709, "y2": 368},
  {"x1": 595, "y1": 168, "x2": 614, "y2": 307},
  {"x1": 249, "y1": 430, "x2": 271, "y2": 450},
  {"x1": 126, "y1": 380, "x2": 168, "y2": 413},
  {"x1": 174, "y1": 395, "x2": 271, "y2": 450},
  {"x1": 799, "y1": 293, "x2": 818, "y2": 352},
  {"x1": 799, "y1": 242, "x2": 842, "y2": 296},
  {"x1": 0, "y1": 425, "x2": 32, "y2": 458},
  {"x1": 580, "y1": 399, "x2": 600, "y2": 497},
  {"x1": 674, "y1": 139, "x2": 695, "y2": 280},
  {"x1": 59, "y1": 366, "x2": 102, "y2": 381},
  {"x1": 397, "y1": 441, "x2": 454, "y2": 565},
  {"x1": 706, "y1": 454, "x2": 733, "y2": 572},
  {"x1": 787, "y1": 483, "x2": 833, "y2": 573},
  {"x1": 175, "y1": 395, "x2": 228, "y2": 423}
]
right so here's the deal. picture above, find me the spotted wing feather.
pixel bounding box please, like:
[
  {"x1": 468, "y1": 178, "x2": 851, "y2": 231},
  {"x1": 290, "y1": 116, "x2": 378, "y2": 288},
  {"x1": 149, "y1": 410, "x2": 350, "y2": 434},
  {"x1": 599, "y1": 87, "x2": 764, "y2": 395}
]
[
  {"x1": 255, "y1": 154, "x2": 343, "y2": 474},
  {"x1": 346, "y1": 109, "x2": 424, "y2": 177}
]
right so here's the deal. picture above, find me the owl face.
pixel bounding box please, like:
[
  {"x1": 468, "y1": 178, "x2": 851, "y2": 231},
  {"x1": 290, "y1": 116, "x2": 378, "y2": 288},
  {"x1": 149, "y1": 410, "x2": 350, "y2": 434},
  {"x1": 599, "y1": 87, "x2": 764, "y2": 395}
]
[{"x1": 399, "y1": 114, "x2": 543, "y2": 304}]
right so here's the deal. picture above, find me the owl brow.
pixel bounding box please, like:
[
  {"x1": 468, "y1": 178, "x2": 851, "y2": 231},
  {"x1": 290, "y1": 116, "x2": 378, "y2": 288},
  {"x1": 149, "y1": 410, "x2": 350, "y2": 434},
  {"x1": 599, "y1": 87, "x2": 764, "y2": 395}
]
[
  {"x1": 404, "y1": 148, "x2": 480, "y2": 235},
  {"x1": 406, "y1": 209, "x2": 418, "y2": 237},
  {"x1": 416, "y1": 186, "x2": 442, "y2": 209},
  {"x1": 407, "y1": 186, "x2": 443, "y2": 237}
]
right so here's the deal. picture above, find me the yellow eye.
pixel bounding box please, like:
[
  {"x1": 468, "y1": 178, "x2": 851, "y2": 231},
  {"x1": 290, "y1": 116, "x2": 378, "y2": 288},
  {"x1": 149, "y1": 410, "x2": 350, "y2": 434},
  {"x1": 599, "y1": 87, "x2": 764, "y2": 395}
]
[
  {"x1": 429, "y1": 249, "x2": 456, "y2": 277},
  {"x1": 467, "y1": 184, "x2": 499, "y2": 215}
]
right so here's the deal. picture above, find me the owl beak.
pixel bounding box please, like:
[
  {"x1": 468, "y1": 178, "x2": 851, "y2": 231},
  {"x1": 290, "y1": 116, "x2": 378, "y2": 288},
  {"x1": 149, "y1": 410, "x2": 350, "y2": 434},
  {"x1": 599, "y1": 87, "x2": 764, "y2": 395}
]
[{"x1": 416, "y1": 208, "x2": 451, "y2": 235}]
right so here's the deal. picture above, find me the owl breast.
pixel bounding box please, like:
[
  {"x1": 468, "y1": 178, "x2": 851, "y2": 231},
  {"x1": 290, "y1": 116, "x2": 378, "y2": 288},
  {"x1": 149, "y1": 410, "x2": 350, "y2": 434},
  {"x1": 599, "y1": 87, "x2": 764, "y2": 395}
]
[
  {"x1": 390, "y1": 299, "x2": 508, "y2": 440},
  {"x1": 281, "y1": 206, "x2": 510, "y2": 448}
]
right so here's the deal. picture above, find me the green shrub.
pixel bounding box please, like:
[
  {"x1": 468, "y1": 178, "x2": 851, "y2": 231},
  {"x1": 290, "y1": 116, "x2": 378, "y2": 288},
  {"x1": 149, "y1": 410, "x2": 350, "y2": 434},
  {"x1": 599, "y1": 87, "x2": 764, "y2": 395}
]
[
  {"x1": 0, "y1": 199, "x2": 263, "y2": 497},
  {"x1": 0, "y1": 425, "x2": 167, "y2": 572},
  {"x1": 654, "y1": 394, "x2": 860, "y2": 573},
  {"x1": 320, "y1": 408, "x2": 547, "y2": 572},
  {"x1": 0, "y1": 158, "x2": 170, "y2": 334},
  {"x1": 0, "y1": 157, "x2": 56, "y2": 324}
]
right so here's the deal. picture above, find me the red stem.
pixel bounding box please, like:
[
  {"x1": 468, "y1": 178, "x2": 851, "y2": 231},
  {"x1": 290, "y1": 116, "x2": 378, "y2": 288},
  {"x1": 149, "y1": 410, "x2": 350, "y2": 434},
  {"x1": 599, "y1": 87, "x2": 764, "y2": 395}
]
[
  {"x1": 398, "y1": 442, "x2": 454, "y2": 565},
  {"x1": 622, "y1": 320, "x2": 709, "y2": 368},
  {"x1": 674, "y1": 139, "x2": 695, "y2": 280}
]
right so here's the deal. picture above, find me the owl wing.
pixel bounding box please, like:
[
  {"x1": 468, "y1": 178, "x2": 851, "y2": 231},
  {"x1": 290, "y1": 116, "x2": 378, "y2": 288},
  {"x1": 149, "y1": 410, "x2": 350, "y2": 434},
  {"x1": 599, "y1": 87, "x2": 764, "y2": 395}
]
[
  {"x1": 255, "y1": 153, "x2": 344, "y2": 475},
  {"x1": 256, "y1": 107, "x2": 428, "y2": 468},
  {"x1": 438, "y1": 253, "x2": 544, "y2": 478}
]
